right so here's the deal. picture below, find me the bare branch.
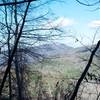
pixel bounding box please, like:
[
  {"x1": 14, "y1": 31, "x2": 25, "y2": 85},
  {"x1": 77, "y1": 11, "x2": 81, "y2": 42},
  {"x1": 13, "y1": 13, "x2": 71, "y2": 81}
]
[
  {"x1": 0, "y1": 1, "x2": 31, "y2": 96},
  {"x1": 76, "y1": 0, "x2": 100, "y2": 6},
  {"x1": 0, "y1": 0, "x2": 36, "y2": 6},
  {"x1": 70, "y1": 40, "x2": 100, "y2": 100}
]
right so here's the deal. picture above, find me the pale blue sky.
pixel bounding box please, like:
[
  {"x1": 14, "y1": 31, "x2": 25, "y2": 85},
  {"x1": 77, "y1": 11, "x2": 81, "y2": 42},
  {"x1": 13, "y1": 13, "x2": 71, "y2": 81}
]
[{"x1": 48, "y1": 0, "x2": 100, "y2": 47}]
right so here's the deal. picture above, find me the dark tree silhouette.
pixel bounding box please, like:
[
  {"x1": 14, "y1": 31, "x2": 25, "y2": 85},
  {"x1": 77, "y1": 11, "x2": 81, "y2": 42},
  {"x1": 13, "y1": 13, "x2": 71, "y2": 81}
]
[
  {"x1": 0, "y1": 0, "x2": 62, "y2": 99},
  {"x1": 70, "y1": 40, "x2": 100, "y2": 100},
  {"x1": 69, "y1": 0, "x2": 100, "y2": 99}
]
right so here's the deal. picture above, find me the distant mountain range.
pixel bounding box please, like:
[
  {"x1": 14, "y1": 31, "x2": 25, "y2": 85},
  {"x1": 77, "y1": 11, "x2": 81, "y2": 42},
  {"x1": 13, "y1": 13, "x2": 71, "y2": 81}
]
[
  {"x1": 31, "y1": 42, "x2": 74, "y2": 57},
  {"x1": 0, "y1": 42, "x2": 100, "y2": 65},
  {"x1": 75, "y1": 44, "x2": 100, "y2": 56},
  {"x1": 31, "y1": 43, "x2": 100, "y2": 56}
]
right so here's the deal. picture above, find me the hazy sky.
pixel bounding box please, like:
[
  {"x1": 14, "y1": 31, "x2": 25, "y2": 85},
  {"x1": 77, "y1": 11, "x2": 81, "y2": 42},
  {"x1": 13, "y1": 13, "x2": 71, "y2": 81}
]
[{"x1": 48, "y1": 0, "x2": 100, "y2": 47}]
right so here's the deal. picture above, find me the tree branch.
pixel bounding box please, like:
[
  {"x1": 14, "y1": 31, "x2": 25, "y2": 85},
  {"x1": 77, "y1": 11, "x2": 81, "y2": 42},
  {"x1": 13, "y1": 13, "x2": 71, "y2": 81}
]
[
  {"x1": 70, "y1": 40, "x2": 100, "y2": 100},
  {"x1": 0, "y1": 1, "x2": 31, "y2": 97},
  {"x1": 76, "y1": 0, "x2": 100, "y2": 6},
  {"x1": 0, "y1": 0, "x2": 36, "y2": 6}
]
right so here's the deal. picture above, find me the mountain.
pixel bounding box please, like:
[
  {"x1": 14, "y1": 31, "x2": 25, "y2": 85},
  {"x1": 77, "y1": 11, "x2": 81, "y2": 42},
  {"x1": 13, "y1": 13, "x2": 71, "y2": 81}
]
[
  {"x1": 0, "y1": 43, "x2": 74, "y2": 66},
  {"x1": 75, "y1": 44, "x2": 100, "y2": 56},
  {"x1": 30, "y1": 42, "x2": 74, "y2": 57},
  {"x1": 0, "y1": 43, "x2": 100, "y2": 65}
]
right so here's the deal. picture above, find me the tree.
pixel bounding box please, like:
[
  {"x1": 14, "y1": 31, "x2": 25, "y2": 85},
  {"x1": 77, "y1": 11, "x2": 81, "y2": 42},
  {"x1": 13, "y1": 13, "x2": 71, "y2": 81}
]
[
  {"x1": 0, "y1": 0, "x2": 62, "y2": 99},
  {"x1": 70, "y1": 40, "x2": 100, "y2": 100},
  {"x1": 69, "y1": 0, "x2": 100, "y2": 99}
]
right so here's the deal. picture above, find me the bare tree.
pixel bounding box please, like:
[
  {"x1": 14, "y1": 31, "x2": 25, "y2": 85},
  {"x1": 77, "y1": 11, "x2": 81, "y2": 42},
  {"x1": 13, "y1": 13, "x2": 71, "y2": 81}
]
[
  {"x1": 70, "y1": 40, "x2": 100, "y2": 100},
  {"x1": 0, "y1": 0, "x2": 62, "y2": 99},
  {"x1": 68, "y1": 0, "x2": 100, "y2": 99}
]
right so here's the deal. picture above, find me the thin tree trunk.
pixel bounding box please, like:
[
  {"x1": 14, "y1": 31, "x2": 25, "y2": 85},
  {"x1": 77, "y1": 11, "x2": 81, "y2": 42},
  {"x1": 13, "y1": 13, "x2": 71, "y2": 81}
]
[
  {"x1": 15, "y1": 53, "x2": 22, "y2": 100},
  {"x1": 9, "y1": 70, "x2": 12, "y2": 99},
  {"x1": 0, "y1": 2, "x2": 31, "y2": 96},
  {"x1": 70, "y1": 40, "x2": 100, "y2": 100}
]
